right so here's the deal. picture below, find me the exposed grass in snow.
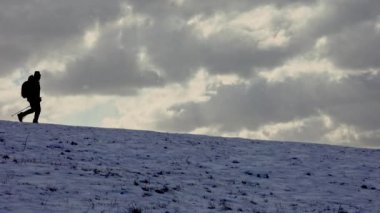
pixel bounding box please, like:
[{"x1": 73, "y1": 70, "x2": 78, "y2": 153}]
[{"x1": 0, "y1": 120, "x2": 379, "y2": 212}]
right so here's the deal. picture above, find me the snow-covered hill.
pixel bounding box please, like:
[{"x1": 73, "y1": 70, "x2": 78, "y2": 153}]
[{"x1": 0, "y1": 120, "x2": 379, "y2": 212}]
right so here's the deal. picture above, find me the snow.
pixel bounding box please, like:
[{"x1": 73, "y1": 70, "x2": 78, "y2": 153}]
[{"x1": 0, "y1": 120, "x2": 379, "y2": 212}]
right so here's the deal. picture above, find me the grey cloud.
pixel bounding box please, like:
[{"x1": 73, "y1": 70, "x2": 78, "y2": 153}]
[
  {"x1": 2, "y1": 0, "x2": 379, "y2": 85},
  {"x1": 127, "y1": 1, "x2": 316, "y2": 81},
  {"x1": 325, "y1": 74, "x2": 380, "y2": 129},
  {"x1": 43, "y1": 27, "x2": 165, "y2": 96},
  {"x1": 129, "y1": 0, "x2": 317, "y2": 16},
  {"x1": 159, "y1": 76, "x2": 325, "y2": 132},
  {"x1": 309, "y1": 0, "x2": 380, "y2": 36},
  {"x1": 304, "y1": 0, "x2": 380, "y2": 70},
  {"x1": 9, "y1": 0, "x2": 369, "y2": 96},
  {"x1": 158, "y1": 73, "x2": 380, "y2": 146},
  {"x1": 356, "y1": 132, "x2": 380, "y2": 148},
  {"x1": 0, "y1": 0, "x2": 124, "y2": 76},
  {"x1": 43, "y1": 0, "x2": 316, "y2": 95},
  {"x1": 326, "y1": 24, "x2": 380, "y2": 70}
]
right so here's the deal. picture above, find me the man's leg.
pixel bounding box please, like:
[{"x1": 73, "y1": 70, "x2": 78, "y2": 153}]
[
  {"x1": 18, "y1": 103, "x2": 34, "y2": 122},
  {"x1": 31, "y1": 101, "x2": 41, "y2": 123}
]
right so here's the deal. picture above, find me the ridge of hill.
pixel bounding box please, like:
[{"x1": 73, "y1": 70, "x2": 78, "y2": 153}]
[{"x1": 0, "y1": 120, "x2": 379, "y2": 212}]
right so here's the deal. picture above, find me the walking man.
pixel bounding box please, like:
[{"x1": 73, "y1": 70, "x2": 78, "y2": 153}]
[{"x1": 18, "y1": 71, "x2": 42, "y2": 123}]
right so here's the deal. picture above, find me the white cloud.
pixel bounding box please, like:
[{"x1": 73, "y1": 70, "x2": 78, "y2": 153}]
[
  {"x1": 168, "y1": 0, "x2": 186, "y2": 7},
  {"x1": 323, "y1": 124, "x2": 360, "y2": 146},
  {"x1": 115, "y1": 3, "x2": 152, "y2": 28},
  {"x1": 191, "y1": 112, "x2": 334, "y2": 143},
  {"x1": 0, "y1": 73, "x2": 23, "y2": 118},
  {"x1": 83, "y1": 23, "x2": 101, "y2": 49},
  {"x1": 376, "y1": 17, "x2": 380, "y2": 32},
  {"x1": 102, "y1": 70, "x2": 244, "y2": 130},
  {"x1": 187, "y1": 3, "x2": 323, "y2": 49},
  {"x1": 258, "y1": 57, "x2": 346, "y2": 83},
  {"x1": 41, "y1": 95, "x2": 112, "y2": 125}
]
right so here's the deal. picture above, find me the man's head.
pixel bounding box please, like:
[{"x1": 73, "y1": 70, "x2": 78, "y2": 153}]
[{"x1": 34, "y1": 71, "x2": 41, "y2": 81}]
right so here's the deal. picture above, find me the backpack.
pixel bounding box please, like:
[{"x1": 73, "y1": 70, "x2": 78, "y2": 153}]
[{"x1": 21, "y1": 81, "x2": 30, "y2": 98}]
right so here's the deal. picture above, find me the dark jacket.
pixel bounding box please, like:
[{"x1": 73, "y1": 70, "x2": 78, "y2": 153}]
[{"x1": 27, "y1": 79, "x2": 41, "y2": 102}]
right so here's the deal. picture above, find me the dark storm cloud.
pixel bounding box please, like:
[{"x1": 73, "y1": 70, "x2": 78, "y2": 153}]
[{"x1": 0, "y1": 0, "x2": 124, "y2": 76}]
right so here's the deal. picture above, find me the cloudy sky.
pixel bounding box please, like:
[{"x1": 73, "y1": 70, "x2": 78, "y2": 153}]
[{"x1": 1, "y1": 0, "x2": 379, "y2": 148}]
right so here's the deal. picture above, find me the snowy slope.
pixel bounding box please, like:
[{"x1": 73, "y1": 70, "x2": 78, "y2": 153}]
[{"x1": 0, "y1": 120, "x2": 379, "y2": 213}]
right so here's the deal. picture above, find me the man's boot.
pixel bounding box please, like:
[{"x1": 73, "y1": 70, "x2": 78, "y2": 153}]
[{"x1": 17, "y1": 113, "x2": 24, "y2": 122}]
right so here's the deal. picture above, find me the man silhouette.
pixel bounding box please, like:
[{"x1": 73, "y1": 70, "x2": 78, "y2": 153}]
[{"x1": 18, "y1": 71, "x2": 42, "y2": 123}]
